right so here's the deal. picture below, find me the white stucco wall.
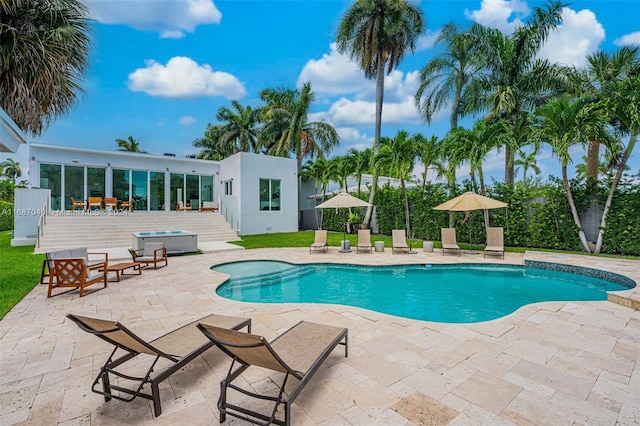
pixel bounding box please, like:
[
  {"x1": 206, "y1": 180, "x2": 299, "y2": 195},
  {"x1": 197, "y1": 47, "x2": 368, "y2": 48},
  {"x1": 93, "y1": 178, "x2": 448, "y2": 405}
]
[
  {"x1": 229, "y1": 152, "x2": 298, "y2": 235},
  {"x1": 218, "y1": 153, "x2": 241, "y2": 230},
  {"x1": 11, "y1": 188, "x2": 51, "y2": 246}
]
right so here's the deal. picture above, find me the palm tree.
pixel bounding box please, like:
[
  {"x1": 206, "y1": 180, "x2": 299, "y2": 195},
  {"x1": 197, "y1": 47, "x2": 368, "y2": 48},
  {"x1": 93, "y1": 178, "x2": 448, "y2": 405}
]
[
  {"x1": 333, "y1": 155, "x2": 356, "y2": 192},
  {"x1": 348, "y1": 148, "x2": 373, "y2": 194},
  {"x1": 536, "y1": 96, "x2": 612, "y2": 253},
  {"x1": 300, "y1": 157, "x2": 337, "y2": 228},
  {"x1": 375, "y1": 130, "x2": 418, "y2": 236},
  {"x1": 116, "y1": 136, "x2": 147, "y2": 153},
  {"x1": 514, "y1": 149, "x2": 542, "y2": 184},
  {"x1": 215, "y1": 100, "x2": 261, "y2": 153},
  {"x1": 0, "y1": 158, "x2": 21, "y2": 183},
  {"x1": 567, "y1": 46, "x2": 640, "y2": 185},
  {"x1": 1, "y1": 0, "x2": 92, "y2": 135},
  {"x1": 260, "y1": 83, "x2": 339, "y2": 171},
  {"x1": 594, "y1": 73, "x2": 640, "y2": 253},
  {"x1": 415, "y1": 22, "x2": 485, "y2": 130},
  {"x1": 336, "y1": 0, "x2": 425, "y2": 227},
  {"x1": 193, "y1": 125, "x2": 232, "y2": 160},
  {"x1": 470, "y1": 0, "x2": 567, "y2": 184},
  {"x1": 414, "y1": 134, "x2": 441, "y2": 187}
]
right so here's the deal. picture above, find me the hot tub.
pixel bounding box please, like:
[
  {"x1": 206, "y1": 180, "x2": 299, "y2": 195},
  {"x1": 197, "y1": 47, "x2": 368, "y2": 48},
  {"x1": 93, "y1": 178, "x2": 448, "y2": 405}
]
[{"x1": 132, "y1": 230, "x2": 198, "y2": 254}]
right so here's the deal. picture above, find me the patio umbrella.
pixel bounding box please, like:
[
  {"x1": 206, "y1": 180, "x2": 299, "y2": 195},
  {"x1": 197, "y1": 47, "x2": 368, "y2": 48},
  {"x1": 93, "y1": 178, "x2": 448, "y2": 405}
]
[
  {"x1": 433, "y1": 192, "x2": 507, "y2": 253},
  {"x1": 315, "y1": 191, "x2": 371, "y2": 252}
]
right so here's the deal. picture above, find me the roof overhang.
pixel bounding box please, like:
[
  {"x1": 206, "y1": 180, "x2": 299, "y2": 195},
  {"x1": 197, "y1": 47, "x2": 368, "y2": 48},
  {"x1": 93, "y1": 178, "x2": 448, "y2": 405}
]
[{"x1": 0, "y1": 108, "x2": 27, "y2": 153}]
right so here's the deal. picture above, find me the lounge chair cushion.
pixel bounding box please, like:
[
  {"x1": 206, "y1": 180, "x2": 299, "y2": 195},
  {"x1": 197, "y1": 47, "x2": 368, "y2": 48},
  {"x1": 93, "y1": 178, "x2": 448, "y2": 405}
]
[{"x1": 143, "y1": 242, "x2": 165, "y2": 257}]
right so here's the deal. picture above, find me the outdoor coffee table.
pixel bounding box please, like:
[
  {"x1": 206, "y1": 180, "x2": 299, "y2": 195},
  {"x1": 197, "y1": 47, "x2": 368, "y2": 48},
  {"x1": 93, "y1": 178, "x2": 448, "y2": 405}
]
[{"x1": 100, "y1": 262, "x2": 142, "y2": 282}]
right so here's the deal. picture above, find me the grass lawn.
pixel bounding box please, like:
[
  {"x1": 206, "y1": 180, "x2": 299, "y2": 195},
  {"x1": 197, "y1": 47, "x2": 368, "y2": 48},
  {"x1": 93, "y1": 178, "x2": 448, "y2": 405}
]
[{"x1": 0, "y1": 232, "x2": 44, "y2": 320}]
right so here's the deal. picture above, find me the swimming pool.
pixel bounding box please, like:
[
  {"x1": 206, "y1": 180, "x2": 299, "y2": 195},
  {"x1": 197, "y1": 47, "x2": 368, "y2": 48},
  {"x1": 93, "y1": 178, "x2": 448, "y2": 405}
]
[{"x1": 213, "y1": 261, "x2": 633, "y2": 323}]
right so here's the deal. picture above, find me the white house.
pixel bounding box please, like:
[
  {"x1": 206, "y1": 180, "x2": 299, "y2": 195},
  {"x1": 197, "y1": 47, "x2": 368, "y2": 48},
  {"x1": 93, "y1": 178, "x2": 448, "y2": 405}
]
[{"x1": 22, "y1": 143, "x2": 299, "y2": 238}]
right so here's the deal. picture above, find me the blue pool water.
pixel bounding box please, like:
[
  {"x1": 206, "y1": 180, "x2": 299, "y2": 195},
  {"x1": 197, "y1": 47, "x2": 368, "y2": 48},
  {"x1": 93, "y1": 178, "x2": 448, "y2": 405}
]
[{"x1": 213, "y1": 261, "x2": 631, "y2": 323}]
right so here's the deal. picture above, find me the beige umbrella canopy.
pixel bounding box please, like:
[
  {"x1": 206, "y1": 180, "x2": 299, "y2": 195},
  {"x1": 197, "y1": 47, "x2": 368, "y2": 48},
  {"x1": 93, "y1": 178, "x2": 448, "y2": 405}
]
[
  {"x1": 316, "y1": 191, "x2": 371, "y2": 252},
  {"x1": 433, "y1": 192, "x2": 508, "y2": 253},
  {"x1": 433, "y1": 192, "x2": 507, "y2": 211},
  {"x1": 315, "y1": 191, "x2": 372, "y2": 209}
]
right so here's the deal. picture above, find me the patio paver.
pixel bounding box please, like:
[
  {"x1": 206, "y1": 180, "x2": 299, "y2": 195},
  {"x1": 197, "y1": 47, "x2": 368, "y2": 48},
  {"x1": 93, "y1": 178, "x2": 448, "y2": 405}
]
[{"x1": 1, "y1": 247, "x2": 638, "y2": 425}]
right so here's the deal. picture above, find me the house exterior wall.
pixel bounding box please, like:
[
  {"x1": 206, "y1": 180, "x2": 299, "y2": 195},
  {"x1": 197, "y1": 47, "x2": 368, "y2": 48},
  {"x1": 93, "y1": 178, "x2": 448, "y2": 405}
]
[{"x1": 220, "y1": 152, "x2": 297, "y2": 235}]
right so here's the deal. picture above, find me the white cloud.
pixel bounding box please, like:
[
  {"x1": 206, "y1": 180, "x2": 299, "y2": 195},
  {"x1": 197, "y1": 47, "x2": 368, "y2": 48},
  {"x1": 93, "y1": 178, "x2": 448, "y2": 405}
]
[
  {"x1": 416, "y1": 30, "x2": 441, "y2": 51},
  {"x1": 160, "y1": 30, "x2": 186, "y2": 39},
  {"x1": 127, "y1": 56, "x2": 246, "y2": 99},
  {"x1": 325, "y1": 96, "x2": 421, "y2": 126},
  {"x1": 179, "y1": 116, "x2": 197, "y2": 126},
  {"x1": 614, "y1": 31, "x2": 640, "y2": 46},
  {"x1": 538, "y1": 8, "x2": 604, "y2": 67},
  {"x1": 465, "y1": 0, "x2": 529, "y2": 33},
  {"x1": 83, "y1": 0, "x2": 221, "y2": 36},
  {"x1": 297, "y1": 43, "x2": 370, "y2": 96}
]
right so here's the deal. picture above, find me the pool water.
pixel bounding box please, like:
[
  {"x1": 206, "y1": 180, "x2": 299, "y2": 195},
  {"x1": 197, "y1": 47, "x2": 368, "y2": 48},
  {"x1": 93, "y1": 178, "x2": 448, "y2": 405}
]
[{"x1": 213, "y1": 261, "x2": 631, "y2": 323}]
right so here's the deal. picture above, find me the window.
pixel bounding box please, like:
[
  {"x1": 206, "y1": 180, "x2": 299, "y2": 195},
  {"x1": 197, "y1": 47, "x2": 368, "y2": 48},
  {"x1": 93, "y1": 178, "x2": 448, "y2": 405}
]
[
  {"x1": 259, "y1": 179, "x2": 281, "y2": 211},
  {"x1": 224, "y1": 180, "x2": 232, "y2": 196},
  {"x1": 40, "y1": 164, "x2": 61, "y2": 210}
]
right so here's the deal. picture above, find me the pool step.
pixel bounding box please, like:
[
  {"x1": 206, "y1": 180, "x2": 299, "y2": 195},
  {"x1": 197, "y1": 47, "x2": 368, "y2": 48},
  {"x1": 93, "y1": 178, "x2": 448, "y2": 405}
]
[
  {"x1": 607, "y1": 290, "x2": 640, "y2": 310},
  {"x1": 225, "y1": 265, "x2": 317, "y2": 289}
]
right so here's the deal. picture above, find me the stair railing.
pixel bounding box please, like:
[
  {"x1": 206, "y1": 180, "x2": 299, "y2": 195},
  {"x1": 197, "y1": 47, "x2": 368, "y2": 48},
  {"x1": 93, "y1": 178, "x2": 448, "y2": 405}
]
[{"x1": 36, "y1": 197, "x2": 49, "y2": 249}]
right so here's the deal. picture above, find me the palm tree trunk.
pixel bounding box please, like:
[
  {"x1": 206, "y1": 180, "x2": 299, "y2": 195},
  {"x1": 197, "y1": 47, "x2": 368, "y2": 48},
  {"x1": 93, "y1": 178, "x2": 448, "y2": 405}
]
[
  {"x1": 562, "y1": 164, "x2": 591, "y2": 253},
  {"x1": 363, "y1": 60, "x2": 386, "y2": 228},
  {"x1": 504, "y1": 146, "x2": 514, "y2": 185},
  {"x1": 586, "y1": 137, "x2": 600, "y2": 185},
  {"x1": 595, "y1": 133, "x2": 636, "y2": 253},
  {"x1": 401, "y1": 179, "x2": 411, "y2": 237}
]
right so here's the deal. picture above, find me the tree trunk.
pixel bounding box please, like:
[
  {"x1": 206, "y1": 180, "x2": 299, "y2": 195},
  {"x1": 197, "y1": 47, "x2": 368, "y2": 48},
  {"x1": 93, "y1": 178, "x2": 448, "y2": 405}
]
[
  {"x1": 586, "y1": 137, "x2": 600, "y2": 185},
  {"x1": 478, "y1": 168, "x2": 489, "y2": 228},
  {"x1": 401, "y1": 179, "x2": 411, "y2": 237},
  {"x1": 562, "y1": 164, "x2": 591, "y2": 253},
  {"x1": 595, "y1": 133, "x2": 637, "y2": 253},
  {"x1": 363, "y1": 59, "x2": 386, "y2": 228},
  {"x1": 448, "y1": 176, "x2": 456, "y2": 228},
  {"x1": 504, "y1": 146, "x2": 514, "y2": 185}
]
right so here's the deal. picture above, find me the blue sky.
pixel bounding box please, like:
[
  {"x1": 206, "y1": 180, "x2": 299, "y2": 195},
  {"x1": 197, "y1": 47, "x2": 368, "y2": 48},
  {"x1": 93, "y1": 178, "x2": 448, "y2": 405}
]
[{"x1": 4, "y1": 0, "x2": 640, "y2": 183}]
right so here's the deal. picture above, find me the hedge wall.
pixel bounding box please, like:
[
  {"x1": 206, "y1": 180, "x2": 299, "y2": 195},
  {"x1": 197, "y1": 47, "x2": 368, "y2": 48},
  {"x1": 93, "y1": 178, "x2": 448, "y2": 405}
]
[{"x1": 0, "y1": 201, "x2": 13, "y2": 232}]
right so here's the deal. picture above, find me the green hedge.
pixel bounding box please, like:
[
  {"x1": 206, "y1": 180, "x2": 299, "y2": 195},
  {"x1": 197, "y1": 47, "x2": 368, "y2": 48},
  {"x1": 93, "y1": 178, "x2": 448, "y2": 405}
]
[{"x1": 0, "y1": 201, "x2": 13, "y2": 232}]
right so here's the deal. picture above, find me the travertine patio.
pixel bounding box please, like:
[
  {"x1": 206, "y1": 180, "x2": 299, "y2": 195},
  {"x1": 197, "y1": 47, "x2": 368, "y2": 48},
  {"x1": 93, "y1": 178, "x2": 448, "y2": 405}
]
[{"x1": 1, "y1": 248, "x2": 639, "y2": 425}]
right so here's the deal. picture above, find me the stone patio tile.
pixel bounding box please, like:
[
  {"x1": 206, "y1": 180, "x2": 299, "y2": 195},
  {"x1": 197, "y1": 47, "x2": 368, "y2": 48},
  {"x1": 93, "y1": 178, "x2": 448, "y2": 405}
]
[
  {"x1": 400, "y1": 367, "x2": 458, "y2": 401},
  {"x1": 391, "y1": 392, "x2": 459, "y2": 425},
  {"x1": 449, "y1": 404, "x2": 516, "y2": 426},
  {"x1": 452, "y1": 371, "x2": 522, "y2": 415},
  {"x1": 510, "y1": 359, "x2": 595, "y2": 400},
  {"x1": 345, "y1": 352, "x2": 411, "y2": 387},
  {"x1": 295, "y1": 382, "x2": 354, "y2": 424},
  {"x1": 549, "y1": 390, "x2": 618, "y2": 425}
]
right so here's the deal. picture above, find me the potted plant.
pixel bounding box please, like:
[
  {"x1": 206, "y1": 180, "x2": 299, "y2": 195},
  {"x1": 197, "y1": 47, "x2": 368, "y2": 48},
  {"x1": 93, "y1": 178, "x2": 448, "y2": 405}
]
[{"x1": 347, "y1": 212, "x2": 362, "y2": 233}]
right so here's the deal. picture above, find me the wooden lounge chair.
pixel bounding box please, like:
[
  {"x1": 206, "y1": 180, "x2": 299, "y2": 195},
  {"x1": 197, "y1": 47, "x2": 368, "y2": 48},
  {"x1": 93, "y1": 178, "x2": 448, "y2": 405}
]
[
  {"x1": 48, "y1": 249, "x2": 108, "y2": 297},
  {"x1": 392, "y1": 229, "x2": 410, "y2": 254},
  {"x1": 88, "y1": 197, "x2": 103, "y2": 211},
  {"x1": 70, "y1": 197, "x2": 85, "y2": 211},
  {"x1": 120, "y1": 199, "x2": 133, "y2": 212},
  {"x1": 40, "y1": 247, "x2": 105, "y2": 285},
  {"x1": 309, "y1": 230, "x2": 328, "y2": 253},
  {"x1": 199, "y1": 201, "x2": 218, "y2": 212},
  {"x1": 484, "y1": 226, "x2": 505, "y2": 259},
  {"x1": 441, "y1": 228, "x2": 461, "y2": 256},
  {"x1": 177, "y1": 201, "x2": 191, "y2": 211},
  {"x1": 104, "y1": 197, "x2": 118, "y2": 211},
  {"x1": 356, "y1": 229, "x2": 372, "y2": 253},
  {"x1": 67, "y1": 313, "x2": 251, "y2": 418},
  {"x1": 198, "y1": 321, "x2": 348, "y2": 426},
  {"x1": 131, "y1": 242, "x2": 168, "y2": 269}
]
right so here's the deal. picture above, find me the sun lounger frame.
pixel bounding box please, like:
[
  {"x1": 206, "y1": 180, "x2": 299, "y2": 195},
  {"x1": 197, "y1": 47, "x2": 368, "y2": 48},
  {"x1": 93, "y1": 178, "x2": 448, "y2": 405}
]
[{"x1": 67, "y1": 313, "x2": 251, "y2": 417}]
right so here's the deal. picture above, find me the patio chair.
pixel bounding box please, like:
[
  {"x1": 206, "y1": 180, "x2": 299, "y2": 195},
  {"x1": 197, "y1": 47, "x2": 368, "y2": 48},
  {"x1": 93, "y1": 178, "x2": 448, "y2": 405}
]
[
  {"x1": 131, "y1": 242, "x2": 168, "y2": 269},
  {"x1": 392, "y1": 229, "x2": 410, "y2": 254},
  {"x1": 88, "y1": 197, "x2": 103, "y2": 211},
  {"x1": 309, "y1": 230, "x2": 328, "y2": 253},
  {"x1": 356, "y1": 229, "x2": 372, "y2": 253},
  {"x1": 177, "y1": 201, "x2": 191, "y2": 211},
  {"x1": 66, "y1": 313, "x2": 251, "y2": 418},
  {"x1": 441, "y1": 228, "x2": 461, "y2": 256},
  {"x1": 70, "y1": 197, "x2": 85, "y2": 211},
  {"x1": 484, "y1": 227, "x2": 505, "y2": 259},
  {"x1": 199, "y1": 201, "x2": 218, "y2": 212},
  {"x1": 120, "y1": 199, "x2": 133, "y2": 212},
  {"x1": 197, "y1": 321, "x2": 348, "y2": 426},
  {"x1": 104, "y1": 197, "x2": 118, "y2": 211},
  {"x1": 48, "y1": 248, "x2": 108, "y2": 297}
]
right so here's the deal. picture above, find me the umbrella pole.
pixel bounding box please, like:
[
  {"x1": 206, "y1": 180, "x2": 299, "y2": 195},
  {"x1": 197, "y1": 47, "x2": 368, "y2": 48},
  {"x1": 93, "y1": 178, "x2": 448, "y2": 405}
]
[{"x1": 465, "y1": 211, "x2": 478, "y2": 254}]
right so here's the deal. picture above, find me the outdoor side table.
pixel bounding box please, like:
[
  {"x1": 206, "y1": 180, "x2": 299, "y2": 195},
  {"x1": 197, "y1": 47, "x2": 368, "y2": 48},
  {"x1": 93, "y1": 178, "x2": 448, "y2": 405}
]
[
  {"x1": 375, "y1": 241, "x2": 385, "y2": 252},
  {"x1": 423, "y1": 241, "x2": 434, "y2": 252}
]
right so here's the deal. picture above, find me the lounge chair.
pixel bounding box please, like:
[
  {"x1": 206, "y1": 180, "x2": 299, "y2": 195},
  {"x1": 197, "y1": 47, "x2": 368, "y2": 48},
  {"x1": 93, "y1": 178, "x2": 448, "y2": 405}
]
[
  {"x1": 104, "y1": 197, "x2": 118, "y2": 211},
  {"x1": 199, "y1": 201, "x2": 218, "y2": 212},
  {"x1": 309, "y1": 230, "x2": 328, "y2": 253},
  {"x1": 48, "y1": 248, "x2": 108, "y2": 297},
  {"x1": 67, "y1": 313, "x2": 251, "y2": 418},
  {"x1": 120, "y1": 199, "x2": 133, "y2": 212},
  {"x1": 88, "y1": 197, "x2": 103, "y2": 211},
  {"x1": 70, "y1": 197, "x2": 85, "y2": 211},
  {"x1": 441, "y1": 228, "x2": 461, "y2": 256},
  {"x1": 40, "y1": 247, "x2": 105, "y2": 285},
  {"x1": 177, "y1": 201, "x2": 191, "y2": 211},
  {"x1": 197, "y1": 321, "x2": 348, "y2": 426},
  {"x1": 131, "y1": 242, "x2": 168, "y2": 269},
  {"x1": 392, "y1": 229, "x2": 410, "y2": 254},
  {"x1": 484, "y1": 227, "x2": 505, "y2": 259},
  {"x1": 356, "y1": 229, "x2": 372, "y2": 253}
]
